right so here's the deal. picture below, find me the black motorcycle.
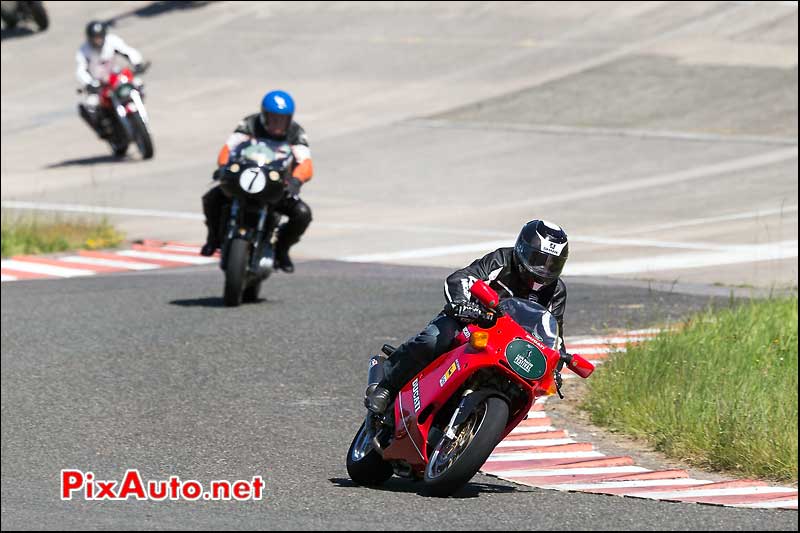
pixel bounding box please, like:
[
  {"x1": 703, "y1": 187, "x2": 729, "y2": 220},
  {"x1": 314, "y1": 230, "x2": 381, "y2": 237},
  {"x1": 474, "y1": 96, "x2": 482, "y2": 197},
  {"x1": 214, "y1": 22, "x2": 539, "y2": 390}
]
[
  {"x1": 1, "y1": 1, "x2": 48, "y2": 32},
  {"x1": 216, "y1": 138, "x2": 292, "y2": 307}
]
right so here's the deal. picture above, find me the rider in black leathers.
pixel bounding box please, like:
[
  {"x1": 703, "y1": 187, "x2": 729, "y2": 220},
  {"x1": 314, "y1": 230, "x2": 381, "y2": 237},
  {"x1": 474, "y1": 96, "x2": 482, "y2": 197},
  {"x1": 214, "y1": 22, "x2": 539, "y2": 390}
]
[{"x1": 365, "y1": 219, "x2": 571, "y2": 414}]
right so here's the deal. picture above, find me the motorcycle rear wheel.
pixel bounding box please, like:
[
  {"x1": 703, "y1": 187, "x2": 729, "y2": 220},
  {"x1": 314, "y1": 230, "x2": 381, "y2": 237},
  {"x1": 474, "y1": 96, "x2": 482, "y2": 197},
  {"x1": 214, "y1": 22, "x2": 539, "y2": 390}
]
[
  {"x1": 423, "y1": 396, "x2": 508, "y2": 497},
  {"x1": 223, "y1": 238, "x2": 249, "y2": 307},
  {"x1": 346, "y1": 421, "x2": 393, "y2": 486}
]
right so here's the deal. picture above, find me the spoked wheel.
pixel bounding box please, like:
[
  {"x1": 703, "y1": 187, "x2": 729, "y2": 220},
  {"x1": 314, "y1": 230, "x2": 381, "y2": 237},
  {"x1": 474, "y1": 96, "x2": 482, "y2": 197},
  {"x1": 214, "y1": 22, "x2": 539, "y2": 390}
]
[
  {"x1": 424, "y1": 396, "x2": 508, "y2": 497},
  {"x1": 346, "y1": 420, "x2": 393, "y2": 486}
]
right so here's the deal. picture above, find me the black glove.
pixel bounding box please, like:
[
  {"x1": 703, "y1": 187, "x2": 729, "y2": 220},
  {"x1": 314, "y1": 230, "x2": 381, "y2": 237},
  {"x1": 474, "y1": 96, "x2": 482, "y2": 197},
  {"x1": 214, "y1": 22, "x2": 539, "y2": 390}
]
[
  {"x1": 286, "y1": 176, "x2": 302, "y2": 196},
  {"x1": 86, "y1": 80, "x2": 102, "y2": 94},
  {"x1": 447, "y1": 301, "x2": 493, "y2": 325},
  {"x1": 133, "y1": 61, "x2": 150, "y2": 75}
]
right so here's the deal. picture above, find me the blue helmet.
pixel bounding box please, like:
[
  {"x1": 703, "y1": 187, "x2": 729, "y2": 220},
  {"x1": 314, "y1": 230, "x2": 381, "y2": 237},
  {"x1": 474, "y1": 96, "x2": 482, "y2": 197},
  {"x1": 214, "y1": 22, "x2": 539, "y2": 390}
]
[{"x1": 260, "y1": 90, "x2": 295, "y2": 138}]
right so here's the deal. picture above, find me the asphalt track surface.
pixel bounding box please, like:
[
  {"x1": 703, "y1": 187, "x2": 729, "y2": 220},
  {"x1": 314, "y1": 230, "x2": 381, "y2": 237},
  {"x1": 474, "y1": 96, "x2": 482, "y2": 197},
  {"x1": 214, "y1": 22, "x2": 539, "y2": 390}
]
[
  {"x1": 1, "y1": 1, "x2": 798, "y2": 287},
  {"x1": 1, "y1": 262, "x2": 797, "y2": 530}
]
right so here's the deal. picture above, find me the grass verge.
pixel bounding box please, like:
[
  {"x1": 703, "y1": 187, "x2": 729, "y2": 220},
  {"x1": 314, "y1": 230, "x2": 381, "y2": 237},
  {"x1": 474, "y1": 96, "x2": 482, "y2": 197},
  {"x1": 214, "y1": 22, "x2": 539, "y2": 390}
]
[
  {"x1": 1, "y1": 213, "x2": 125, "y2": 257},
  {"x1": 581, "y1": 297, "x2": 798, "y2": 482}
]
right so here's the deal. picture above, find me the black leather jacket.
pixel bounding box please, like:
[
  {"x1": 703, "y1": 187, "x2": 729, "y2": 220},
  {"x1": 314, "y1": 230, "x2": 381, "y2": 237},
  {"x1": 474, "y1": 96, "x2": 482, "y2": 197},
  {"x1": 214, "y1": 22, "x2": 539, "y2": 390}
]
[{"x1": 444, "y1": 247, "x2": 568, "y2": 349}]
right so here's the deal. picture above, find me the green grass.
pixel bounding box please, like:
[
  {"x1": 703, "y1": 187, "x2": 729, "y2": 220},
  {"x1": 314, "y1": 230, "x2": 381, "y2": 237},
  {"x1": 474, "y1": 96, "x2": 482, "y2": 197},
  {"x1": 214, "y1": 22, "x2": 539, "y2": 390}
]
[
  {"x1": 1, "y1": 214, "x2": 125, "y2": 257},
  {"x1": 582, "y1": 297, "x2": 798, "y2": 482}
]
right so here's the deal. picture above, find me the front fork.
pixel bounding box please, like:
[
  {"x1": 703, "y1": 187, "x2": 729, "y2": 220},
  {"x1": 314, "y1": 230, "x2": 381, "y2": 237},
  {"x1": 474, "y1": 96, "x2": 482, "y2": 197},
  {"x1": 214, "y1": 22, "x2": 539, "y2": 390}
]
[
  {"x1": 250, "y1": 207, "x2": 269, "y2": 272},
  {"x1": 220, "y1": 199, "x2": 241, "y2": 270},
  {"x1": 443, "y1": 389, "x2": 475, "y2": 441}
]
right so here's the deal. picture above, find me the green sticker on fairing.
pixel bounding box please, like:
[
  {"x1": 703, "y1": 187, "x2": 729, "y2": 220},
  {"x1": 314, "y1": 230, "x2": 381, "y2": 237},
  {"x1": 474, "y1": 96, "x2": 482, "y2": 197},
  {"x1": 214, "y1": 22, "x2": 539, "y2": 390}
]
[{"x1": 505, "y1": 339, "x2": 548, "y2": 380}]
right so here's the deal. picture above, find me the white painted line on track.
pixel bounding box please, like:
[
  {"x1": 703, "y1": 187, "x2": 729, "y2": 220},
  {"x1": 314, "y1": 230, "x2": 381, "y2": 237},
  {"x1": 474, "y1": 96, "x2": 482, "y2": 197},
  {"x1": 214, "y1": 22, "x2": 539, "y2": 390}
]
[
  {"x1": 116, "y1": 250, "x2": 218, "y2": 264},
  {"x1": 566, "y1": 240, "x2": 798, "y2": 276},
  {"x1": 495, "y1": 439, "x2": 577, "y2": 448},
  {"x1": 489, "y1": 466, "x2": 650, "y2": 478},
  {"x1": 1, "y1": 274, "x2": 18, "y2": 281},
  {"x1": 339, "y1": 236, "x2": 798, "y2": 265},
  {"x1": 340, "y1": 240, "x2": 513, "y2": 263},
  {"x1": 0, "y1": 201, "x2": 204, "y2": 220},
  {"x1": 541, "y1": 479, "x2": 712, "y2": 491},
  {"x1": 526, "y1": 411, "x2": 548, "y2": 418},
  {"x1": 412, "y1": 119, "x2": 800, "y2": 146},
  {"x1": 59, "y1": 256, "x2": 161, "y2": 271},
  {"x1": 628, "y1": 487, "x2": 799, "y2": 500},
  {"x1": 509, "y1": 426, "x2": 558, "y2": 435},
  {"x1": 625, "y1": 206, "x2": 798, "y2": 235},
  {"x1": 0, "y1": 260, "x2": 95, "y2": 278},
  {"x1": 730, "y1": 499, "x2": 798, "y2": 509},
  {"x1": 487, "y1": 451, "x2": 605, "y2": 462},
  {"x1": 491, "y1": 147, "x2": 799, "y2": 210}
]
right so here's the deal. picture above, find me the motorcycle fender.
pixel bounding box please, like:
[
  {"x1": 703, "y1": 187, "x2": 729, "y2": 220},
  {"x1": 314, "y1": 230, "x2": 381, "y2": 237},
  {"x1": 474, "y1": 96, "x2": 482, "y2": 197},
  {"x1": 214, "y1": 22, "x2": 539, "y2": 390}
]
[
  {"x1": 130, "y1": 90, "x2": 148, "y2": 124},
  {"x1": 452, "y1": 388, "x2": 510, "y2": 428}
]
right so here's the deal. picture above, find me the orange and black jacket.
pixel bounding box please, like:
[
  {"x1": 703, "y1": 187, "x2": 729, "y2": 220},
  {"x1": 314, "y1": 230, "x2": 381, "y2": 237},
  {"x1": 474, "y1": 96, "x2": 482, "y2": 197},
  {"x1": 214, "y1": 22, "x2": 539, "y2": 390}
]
[{"x1": 216, "y1": 114, "x2": 314, "y2": 184}]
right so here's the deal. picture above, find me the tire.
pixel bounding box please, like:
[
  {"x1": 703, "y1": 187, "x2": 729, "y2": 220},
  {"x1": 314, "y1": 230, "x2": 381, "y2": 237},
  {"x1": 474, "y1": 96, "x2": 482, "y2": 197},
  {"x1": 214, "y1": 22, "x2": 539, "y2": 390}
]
[
  {"x1": 130, "y1": 111, "x2": 154, "y2": 160},
  {"x1": 242, "y1": 280, "x2": 262, "y2": 303},
  {"x1": 28, "y1": 1, "x2": 48, "y2": 30},
  {"x1": 223, "y1": 239, "x2": 249, "y2": 307},
  {"x1": 346, "y1": 421, "x2": 393, "y2": 486},
  {"x1": 423, "y1": 396, "x2": 508, "y2": 497},
  {"x1": 111, "y1": 142, "x2": 129, "y2": 158}
]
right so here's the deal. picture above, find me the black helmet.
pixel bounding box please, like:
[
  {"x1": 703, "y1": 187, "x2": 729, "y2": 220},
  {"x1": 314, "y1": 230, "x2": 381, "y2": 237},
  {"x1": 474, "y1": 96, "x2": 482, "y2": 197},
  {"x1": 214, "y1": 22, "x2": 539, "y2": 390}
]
[
  {"x1": 85, "y1": 20, "x2": 106, "y2": 50},
  {"x1": 513, "y1": 220, "x2": 569, "y2": 289}
]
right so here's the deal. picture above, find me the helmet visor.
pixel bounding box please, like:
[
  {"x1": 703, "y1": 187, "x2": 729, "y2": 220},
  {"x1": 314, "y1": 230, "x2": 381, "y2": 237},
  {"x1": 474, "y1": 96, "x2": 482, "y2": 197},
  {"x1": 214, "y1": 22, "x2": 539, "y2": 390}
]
[
  {"x1": 261, "y1": 112, "x2": 291, "y2": 138},
  {"x1": 515, "y1": 240, "x2": 567, "y2": 285}
]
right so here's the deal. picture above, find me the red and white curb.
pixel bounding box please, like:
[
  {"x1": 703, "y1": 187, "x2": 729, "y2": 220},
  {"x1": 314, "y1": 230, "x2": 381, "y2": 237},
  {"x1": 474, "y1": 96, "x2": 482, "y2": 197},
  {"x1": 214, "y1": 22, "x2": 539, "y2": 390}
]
[
  {"x1": 481, "y1": 330, "x2": 798, "y2": 510},
  {"x1": 1, "y1": 240, "x2": 217, "y2": 282}
]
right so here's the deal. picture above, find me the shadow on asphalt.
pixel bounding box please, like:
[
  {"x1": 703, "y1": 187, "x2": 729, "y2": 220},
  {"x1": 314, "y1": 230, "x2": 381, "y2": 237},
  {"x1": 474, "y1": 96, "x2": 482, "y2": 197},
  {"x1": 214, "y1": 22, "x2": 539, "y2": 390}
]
[
  {"x1": 169, "y1": 297, "x2": 269, "y2": 308},
  {"x1": 106, "y1": 1, "x2": 214, "y2": 26},
  {"x1": 328, "y1": 478, "x2": 518, "y2": 499},
  {"x1": 45, "y1": 154, "x2": 134, "y2": 168}
]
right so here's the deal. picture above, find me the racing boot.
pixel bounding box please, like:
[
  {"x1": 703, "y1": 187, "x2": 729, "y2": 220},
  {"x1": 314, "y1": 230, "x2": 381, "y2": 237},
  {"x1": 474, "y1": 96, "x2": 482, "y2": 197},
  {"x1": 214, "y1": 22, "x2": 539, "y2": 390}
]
[
  {"x1": 273, "y1": 231, "x2": 296, "y2": 273},
  {"x1": 200, "y1": 227, "x2": 219, "y2": 257},
  {"x1": 364, "y1": 385, "x2": 392, "y2": 415},
  {"x1": 200, "y1": 187, "x2": 223, "y2": 256}
]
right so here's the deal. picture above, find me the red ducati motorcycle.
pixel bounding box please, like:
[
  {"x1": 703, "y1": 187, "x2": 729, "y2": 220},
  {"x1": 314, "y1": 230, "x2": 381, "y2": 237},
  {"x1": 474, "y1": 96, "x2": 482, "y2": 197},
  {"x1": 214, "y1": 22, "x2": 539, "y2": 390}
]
[{"x1": 347, "y1": 280, "x2": 595, "y2": 496}]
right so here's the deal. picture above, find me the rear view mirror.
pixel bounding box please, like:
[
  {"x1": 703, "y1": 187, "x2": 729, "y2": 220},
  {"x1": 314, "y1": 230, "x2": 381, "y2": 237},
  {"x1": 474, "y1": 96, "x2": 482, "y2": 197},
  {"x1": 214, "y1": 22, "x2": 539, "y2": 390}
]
[
  {"x1": 470, "y1": 279, "x2": 499, "y2": 309},
  {"x1": 567, "y1": 354, "x2": 595, "y2": 378}
]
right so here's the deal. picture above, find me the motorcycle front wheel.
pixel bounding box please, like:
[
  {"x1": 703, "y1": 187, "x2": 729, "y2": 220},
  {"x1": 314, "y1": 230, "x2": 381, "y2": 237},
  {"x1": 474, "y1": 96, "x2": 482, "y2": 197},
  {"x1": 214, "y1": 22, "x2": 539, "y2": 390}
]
[
  {"x1": 423, "y1": 396, "x2": 508, "y2": 497},
  {"x1": 223, "y1": 238, "x2": 249, "y2": 307},
  {"x1": 130, "y1": 111, "x2": 154, "y2": 160}
]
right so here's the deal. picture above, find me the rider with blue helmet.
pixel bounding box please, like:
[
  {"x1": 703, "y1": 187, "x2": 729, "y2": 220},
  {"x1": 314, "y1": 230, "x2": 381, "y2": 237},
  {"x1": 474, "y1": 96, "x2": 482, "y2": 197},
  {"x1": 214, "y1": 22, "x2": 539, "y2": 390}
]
[{"x1": 201, "y1": 90, "x2": 314, "y2": 273}]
